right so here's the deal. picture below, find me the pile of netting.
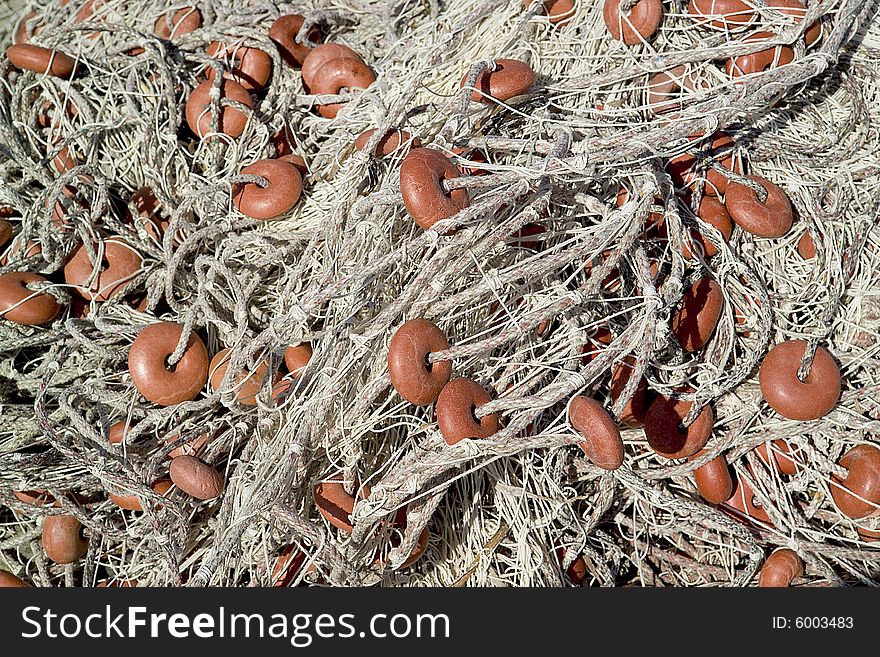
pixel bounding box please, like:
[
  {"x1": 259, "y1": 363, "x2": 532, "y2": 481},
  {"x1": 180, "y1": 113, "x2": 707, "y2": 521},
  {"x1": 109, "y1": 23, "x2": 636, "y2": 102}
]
[{"x1": 0, "y1": 0, "x2": 879, "y2": 588}]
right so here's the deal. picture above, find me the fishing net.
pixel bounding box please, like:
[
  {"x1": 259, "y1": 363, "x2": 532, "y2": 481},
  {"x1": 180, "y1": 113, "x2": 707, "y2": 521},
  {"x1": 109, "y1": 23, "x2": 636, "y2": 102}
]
[{"x1": 0, "y1": 0, "x2": 878, "y2": 587}]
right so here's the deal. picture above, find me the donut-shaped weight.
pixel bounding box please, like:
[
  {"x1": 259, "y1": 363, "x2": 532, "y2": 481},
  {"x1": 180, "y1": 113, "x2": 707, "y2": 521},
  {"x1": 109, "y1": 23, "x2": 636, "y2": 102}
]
[
  {"x1": 830, "y1": 445, "x2": 880, "y2": 519},
  {"x1": 764, "y1": 0, "x2": 821, "y2": 45},
  {"x1": 688, "y1": 0, "x2": 755, "y2": 29},
  {"x1": 0, "y1": 219, "x2": 12, "y2": 247},
  {"x1": 314, "y1": 474, "x2": 370, "y2": 533},
  {"x1": 52, "y1": 145, "x2": 77, "y2": 174},
  {"x1": 723, "y1": 471, "x2": 773, "y2": 525},
  {"x1": 857, "y1": 512, "x2": 880, "y2": 542},
  {"x1": 645, "y1": 393, "x2": 714, "y2": 459},
  {"x1": 388, "y1": 319, "x2": 452, "y2": 406},
  {"x1": 208, "y1": 347, "x2": 276, "y2": 406},
  {"x1": 0, "y1": 272, "x2": 61, "y2": 325},
  {"x1": 646, "y1": 66, "x2": 688, "y2": 114},
  {"x1": 153, "y1": 7, "x2": 200, "y2": 39},
  {"x1": 63, "y1": 238, "x2": 143, "y2": 301},
  {"x1": 165, "y1": 432, "x2": 210, "y2": 459},
  {"x1": 354, "y1": 128, "x2": 421, "y2": 157},
  {"x1": 207, "y1": 41, "x2": 272, "y2": 91},
  {"x1": 108, "y1": 479, "x2": 172, "y2": 512},
  {"x1": 6, "y1": 44, "x2": 77, "y2": 78},
  {"x1": 671, "y1": 277, "x2": 723, "y2": 352},
  {"x1": 399, "y1": 148, "x2": 470, "y2": 230},
  {"x1": 726, "y1": 32, "x2": 794, "y2": 77},
  {"x1": 128, "y1": 322, "x2": 209, "y2": 406},
  {"x1": 609, "y1": 355, "x2": 648, "y2": 428},
  {"x1": 758, "y1": 549, "x2": 804, "y2": 587},
  {"x1": 42, "y1": 515, "x2": 87, "y2": 564},
  {"x1": 271, "y1": 126, "x2": 298, "y2": 157},
  {"x1": 797, "y1": 232, "x2": 816, "y2": 259},
  {"x1": 568, "y1": 396, "x2": 624, "y2": 470},
  {"x1": 725, "y1": 176, "x2": 793, "y2": 237},
  {"x1": 603, "y1": 0, "x2": 664, "y2": 45},
  {"x1": 462, "y1": 59, "x2": 535, "y2": 103},
  {"x1": 1, "y1": 235, "x2": 41, "y2": 266},
  {"x1": 185, "y1": 79, "x2": 253, "y2": 139},
  {"x1": 278, "y1": 154, "x2": 309, "y2": 179},
  {"x1": 272, "y1": 545, "x2": 306, "y2": 586},
  {"x1": 0, "y1": 570, "x2": 30, "y2": 587},
  {"x1": 108, "y1": 420, "x2": 134, "y2": 445},
  {"x1": 758, "y1": 340, "x2": 840, "y2": 420},
  {"x1": 13, "y1": 489, "x2": 54, "y2": 506},
  {"x1": 284, "y1": 342, "x2": 312, "y2": 379},
  {"x1": 691, "y1": 450, "x2": 734, "y2": 503},
  {"x1": 452, "y1": 147, "x2": 490, "y2": 176},
  {"x1": 301, "y1": 43, "x2": 363, "y2": 90},
  {"x1": 284, "y1": 343, "x2": 312, "y2": 377},
  {"x1": 558, "y1": 548, "x2": 588, "y2": 584},
  {"x1": 436, "y1": 378, "x2": 500, "y2": 445},
  {"x1": 525, "y1": 0, "x2": 576, "y2": 24},
  {"x1": 580, "y1": 324, "x2": 612, "y2": 364},
  {"x1": 755, "y1": 439, "x2": 800, "y2": 475},
  {"x1": 169, "y1": 455, "x2": 224, "y2": 500},
  {"x1": 683, "y1": 196, "x2": 732, "y2": 258},
  {"x1": 309, "y1": 57, "x2": 376, "y2": 118},
  {"x1": 667, "y1": 132, "x2": 740, "y2": 196},
  {"x1": 234, "y1": 159, "x2": 303, "y2": 220},
  {"x1": 269, "y1": 14, "x2": 321, "y2": 68}
]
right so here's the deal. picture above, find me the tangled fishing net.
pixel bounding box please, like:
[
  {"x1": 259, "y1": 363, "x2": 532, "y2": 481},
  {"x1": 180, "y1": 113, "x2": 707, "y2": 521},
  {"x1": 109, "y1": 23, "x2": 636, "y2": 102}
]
[{"x1": 1, "y1": 0, "x2": 879, "y2": 588}]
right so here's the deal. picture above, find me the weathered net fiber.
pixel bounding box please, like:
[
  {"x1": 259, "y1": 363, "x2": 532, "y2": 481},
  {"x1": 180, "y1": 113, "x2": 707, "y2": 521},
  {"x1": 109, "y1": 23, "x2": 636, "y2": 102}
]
[{"x1": 1, "y1": 0, "x2": 879, "y2": 587}]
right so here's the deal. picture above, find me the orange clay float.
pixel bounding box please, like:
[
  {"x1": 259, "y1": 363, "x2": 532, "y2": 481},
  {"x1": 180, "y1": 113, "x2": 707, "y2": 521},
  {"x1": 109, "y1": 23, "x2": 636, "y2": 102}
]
[
  {"x1": 525, "y1": 0, "x2": 576, "y2": 24},
  {"x1": 388, "y1": 319, "x2": 453, "y2": 406},
  {"x1": 354, "y1": 128, "x2": 421, "y2": 157},
  {"x1": 758, "y1": 549, "x2": 804, "y2": 587},
  {"x1": 400, "y1": 148, "x2": 470, "y2": 230},
  {"x1": 436, "y1": 378, "x2": 500, "y2": 445},
  {"x1": 0, "y1": 272, "x2": 61, "y2": 325},
  {"x1": 726, "y1": 32, "x2": 794, "y2": 78},
  {"x1": 724, "y1": 176, "x2": 793, "y2": 238},
  {"x1": 208, "y1": 347, "x2": 277, "y2": 406},
  {"x1": 6, "y1": 44, "x2": 77, "y2": 77},
  {"x1": 269, "y1": 14, "x2": 321, "y2": 68},
  {"x1": 185, "y1": 79, "x2": 253, "y2": 139},
  {"x1": 207, "y1": 41, "x2": 273, "y2": 91},
  {"x1": 233, "y1": 159, "x2": 303, "y2": 220},
  {"x1": 568, "y1": 396, "x2": 625, "y2": 470},
  {"x1": 603, "y1": 0, "x2": 663, "y2": 45},
  {"x1": 461, "y1": 59, "x2": 534, "y2": 103},
  {"x1": 758, "y1": 340, "x2": 840, "y2": 420},
  {"x1": 671, "y1": 277, "x2": 724, "y2": 352},
  {"x1": 645, "y1": 391, "x2": 714, "y2": 459},
  {"x1": 63, "y1": 238, "x2": 143, "y2": 302},
  {"x1": 42, "y1": 515, "x2": 87, "y2": 564},
  {"x1": 691, "y1": 450, "x2": 734, "y2": 504},
  {"x1": 169, "y1": 455, "x2": 225, "y2": 500},
  {"x1": 309, "y1": 57, "x2": 376, "y2": 118},
  {"x1": 153, "y1": 7, "x2": 201, "y2": 40},
  {"x1": 128, "y1": 322, "x2": 209, "y2": 406},
  {"x1": 667, "y1": 132, "x2": 740, "y2": 196}
]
